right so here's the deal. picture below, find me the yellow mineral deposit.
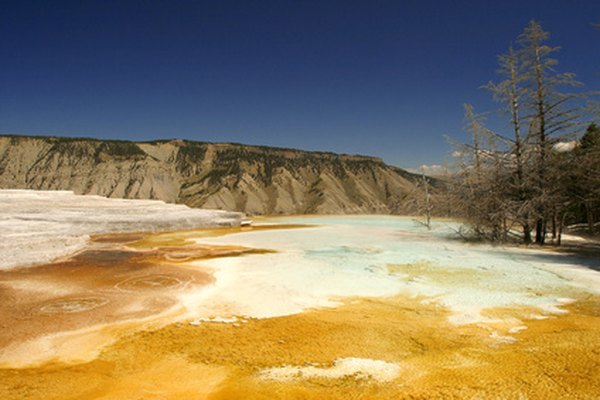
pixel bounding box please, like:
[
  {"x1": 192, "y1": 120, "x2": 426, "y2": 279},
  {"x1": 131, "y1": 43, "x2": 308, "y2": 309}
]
[{"x1": 0, "y1": 219, "x2": 599, "y2": 399}]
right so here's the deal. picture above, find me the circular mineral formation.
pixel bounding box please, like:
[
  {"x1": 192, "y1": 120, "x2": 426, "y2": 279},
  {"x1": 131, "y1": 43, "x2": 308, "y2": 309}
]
[
  {"x1": 39, "y1": 297, "x2": 109, "y2": 314},
  {"x1": 115, "y1": 274, "x2": 185, "y2": 292}
]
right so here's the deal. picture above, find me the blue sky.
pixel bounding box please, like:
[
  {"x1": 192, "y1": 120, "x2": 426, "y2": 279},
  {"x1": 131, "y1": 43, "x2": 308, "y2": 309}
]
[{"x1": 1, "y1": 1, "x2": 599, "y2": 169}]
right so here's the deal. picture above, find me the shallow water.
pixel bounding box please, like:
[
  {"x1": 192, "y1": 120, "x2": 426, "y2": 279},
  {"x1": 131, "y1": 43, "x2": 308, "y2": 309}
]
[
  {"x1": 192, "y1": 216, "x2": 600, "y2": 325},
  {"x1": 1, "y1": 216, "x2": 600, "y2": 399}
]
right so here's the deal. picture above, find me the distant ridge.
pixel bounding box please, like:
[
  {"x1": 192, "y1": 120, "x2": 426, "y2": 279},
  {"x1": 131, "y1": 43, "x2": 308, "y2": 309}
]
[{"x1": 0, "y1": 134, "x2": 421, "y2": 215}]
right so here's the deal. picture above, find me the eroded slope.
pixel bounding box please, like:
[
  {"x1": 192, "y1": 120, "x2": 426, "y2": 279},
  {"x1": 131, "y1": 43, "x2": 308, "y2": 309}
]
[{"x1": 0, "y1": 135, "x2": 419, "y2": 214}]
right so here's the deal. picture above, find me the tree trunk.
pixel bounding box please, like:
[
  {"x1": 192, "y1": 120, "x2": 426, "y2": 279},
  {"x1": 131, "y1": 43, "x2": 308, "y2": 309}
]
[
  {"x1": 535, "y1": 218, "x2": 544, "y2": 244},
  {"x1": 557, "y1": 212, "x2": 567, "y2": 246},
  {"x1": 523, "y1": 222, "x2": 532, "y2": 243},
  {"x1": 541, "y1": 219, "x2": 547, "y2": 245},
  {"x1": 586, "y1": 201, "x2": 595, "y2": 235}
]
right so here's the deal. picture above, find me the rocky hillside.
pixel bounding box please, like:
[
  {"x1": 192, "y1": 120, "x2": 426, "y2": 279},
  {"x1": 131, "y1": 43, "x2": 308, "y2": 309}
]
[{"x1": 0, "y1": 135, "x2": 422, "y2": 215}]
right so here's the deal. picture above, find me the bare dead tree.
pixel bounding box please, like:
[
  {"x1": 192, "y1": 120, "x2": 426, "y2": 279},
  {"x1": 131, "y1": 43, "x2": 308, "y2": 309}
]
[
  {"x1": 448, "y1": 106, "x2": 515, "y2": 241},
  {"x1": 485, "y1": 46, "x2": 533, "y2": 242},
  {"x1": 419, "y1": 167, "x2": 433, "y2": 230},
  {"x1": 446, "y1": 20, "x2": 596, "y2": 245},
  {"x1": 518, "y1": 20, "x2": 583, "y2": 244}
]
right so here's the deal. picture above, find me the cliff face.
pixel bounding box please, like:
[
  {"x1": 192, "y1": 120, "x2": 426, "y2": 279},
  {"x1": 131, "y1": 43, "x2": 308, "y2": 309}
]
[{"x1": 0, "y1": 135, "x2": 420, "y2": 215}]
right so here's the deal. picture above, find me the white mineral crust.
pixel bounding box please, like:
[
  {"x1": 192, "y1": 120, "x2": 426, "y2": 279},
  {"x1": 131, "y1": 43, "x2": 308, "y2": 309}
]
[{"x1": 0, "y1": 190, "x2": 243, "y2": 270}]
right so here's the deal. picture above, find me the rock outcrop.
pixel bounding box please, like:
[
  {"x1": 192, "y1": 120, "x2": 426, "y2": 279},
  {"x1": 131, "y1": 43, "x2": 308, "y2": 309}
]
[{"x1": 0, "y1": 135, "x2": 420, "y2": 215}]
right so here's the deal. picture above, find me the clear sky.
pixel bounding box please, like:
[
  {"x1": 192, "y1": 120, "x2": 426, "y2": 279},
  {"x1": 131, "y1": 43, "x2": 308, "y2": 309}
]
[{"x1": 1, "y1": 1, "x2": 599, "y2": 169}]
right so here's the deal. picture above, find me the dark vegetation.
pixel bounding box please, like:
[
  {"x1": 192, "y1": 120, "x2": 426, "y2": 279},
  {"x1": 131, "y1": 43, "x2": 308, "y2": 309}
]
[
  {"x1": 94, "y1": 142, "x2": 146, "y2": 159},
  {"x1": 205, "y1": 146, "x2": 391, "y2": 187}
]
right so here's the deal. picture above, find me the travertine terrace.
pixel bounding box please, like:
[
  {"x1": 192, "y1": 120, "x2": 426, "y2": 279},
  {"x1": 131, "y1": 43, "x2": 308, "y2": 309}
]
[
  {"x1": 1, "y1": 210, "x2": 599, "y2": 398},
  {"x1": 0, "y1": 189, "x2": 242, "y2": 269}
]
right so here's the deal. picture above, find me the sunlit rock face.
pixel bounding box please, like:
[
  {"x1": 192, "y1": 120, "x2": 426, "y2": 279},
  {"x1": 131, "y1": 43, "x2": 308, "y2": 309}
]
[
  {"x1": 0, "y1": 190, "x2": 243, "y2": 270},
  {"x1": 0, "y1": 135, "x2": 421, "y2": 215}
]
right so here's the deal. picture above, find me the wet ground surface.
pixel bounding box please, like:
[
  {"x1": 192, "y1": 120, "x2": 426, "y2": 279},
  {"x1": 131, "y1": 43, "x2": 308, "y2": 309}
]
[
  {"x1": 0, "y1": 219, "x2": 599, "y2": 399},
  {"x1": 1, "y1": 293, "x2": 599, "y2": 399},
  {"x1": 0, "y1": 225, "x2": 280, "y2": 365}
]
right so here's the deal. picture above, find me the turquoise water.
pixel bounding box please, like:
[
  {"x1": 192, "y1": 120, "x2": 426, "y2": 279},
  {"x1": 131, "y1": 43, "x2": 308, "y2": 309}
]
[{"x1": 191, "y1": 216, "x2": 600, "y2": 325}]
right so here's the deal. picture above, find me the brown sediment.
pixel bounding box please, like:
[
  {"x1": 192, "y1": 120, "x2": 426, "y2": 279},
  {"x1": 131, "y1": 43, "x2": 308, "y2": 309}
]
[
  {"x1": 0, "y1": 248, "x2": 209, "y2": 353},
  {"x1": 1, "y1": 223, "x2": 599, "y2": 398},
  {"x1": 0, "y1": 224, "x2": 292, "y2": 366},
  {"x1": 93, "y1": 223, "x2": 311, "y2": 249},
  {"x1": 1, "y1": 294, "x2": 599, "y2": 399}
]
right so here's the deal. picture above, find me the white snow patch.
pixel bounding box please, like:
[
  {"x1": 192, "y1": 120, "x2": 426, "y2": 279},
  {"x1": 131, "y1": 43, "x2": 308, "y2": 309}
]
[
  {"x1": 560, "y1": 234, "x2": 591, "y2": 243},
  {"x1": 553, "y1": 141, "x2": 578, "y2": 153},
  {"x1": 259, "y1": 358, "x2": 401, "y2": 382}
]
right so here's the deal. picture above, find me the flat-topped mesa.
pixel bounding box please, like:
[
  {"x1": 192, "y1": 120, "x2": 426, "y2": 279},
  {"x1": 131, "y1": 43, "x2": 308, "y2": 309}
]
[
  {"x1": 164, "y1": 140, "x2": 384, "y2": 161},
  {"x1": 0, "y1": 135, "x2": 420, "y2": 215}
]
